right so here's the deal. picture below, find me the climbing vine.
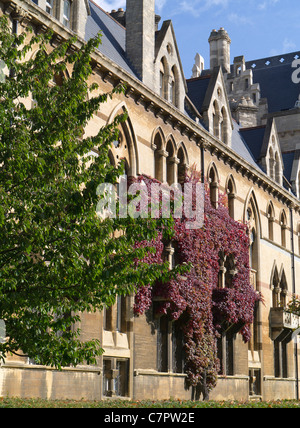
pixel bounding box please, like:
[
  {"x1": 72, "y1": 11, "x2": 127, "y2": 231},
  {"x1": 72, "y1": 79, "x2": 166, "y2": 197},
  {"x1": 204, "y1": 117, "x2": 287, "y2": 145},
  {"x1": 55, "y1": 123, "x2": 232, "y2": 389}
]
[{"x1": 131, "y1": 170, "x2": 260, "y2": 392}]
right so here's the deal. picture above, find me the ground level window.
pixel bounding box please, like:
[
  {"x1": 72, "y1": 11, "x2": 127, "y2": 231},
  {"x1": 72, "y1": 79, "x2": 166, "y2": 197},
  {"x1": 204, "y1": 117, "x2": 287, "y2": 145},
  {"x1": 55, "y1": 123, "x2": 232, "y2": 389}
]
[
  {"x1": 249, "y1": 369, "x2": 261, "y2": 396},
  {"x1": 274, "y1": 340, "x2": 288, "y2": 379},
  {"x1": 157, "y1": 315, "x2": 169, "y2": 373},
  {"x1": 103, "y1": 358, "x2": 129, "y2": 397},
  {"x1": 115, "y1": 360, "x2": 129, "y2": 397},
  {"x1": 172, "y1": 322, "x2": 185, "y2": 374},
  {"x1": 217, "y1": 331, "x2": 234, "y2": 376},
  {"x1": 103, "y1": 359, "x2": 111, "y2": 397},
  {"x1": 157, "y1": 314, "x2": 185, "y2": 374}
]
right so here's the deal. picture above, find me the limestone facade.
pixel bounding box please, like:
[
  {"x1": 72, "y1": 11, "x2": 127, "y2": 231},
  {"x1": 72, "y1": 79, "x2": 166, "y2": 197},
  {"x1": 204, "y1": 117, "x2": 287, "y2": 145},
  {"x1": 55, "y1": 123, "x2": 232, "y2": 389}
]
[{"x1": 0, "y1": 0, "x2": 299, "y2": 402}]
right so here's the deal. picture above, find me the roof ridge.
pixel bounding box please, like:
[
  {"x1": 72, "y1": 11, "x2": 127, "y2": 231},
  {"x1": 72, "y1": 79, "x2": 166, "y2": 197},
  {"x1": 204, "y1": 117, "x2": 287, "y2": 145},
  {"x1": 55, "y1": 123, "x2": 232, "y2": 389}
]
[
  {"x1": 240, "y1": 125, "x2": 266, "y2": 131},
  {"x1": 246, "y1": 50, "x2": 300, "y2": 64},
  {"x1": 186, "y1": 75, "x2": 211, "y2": 82}
]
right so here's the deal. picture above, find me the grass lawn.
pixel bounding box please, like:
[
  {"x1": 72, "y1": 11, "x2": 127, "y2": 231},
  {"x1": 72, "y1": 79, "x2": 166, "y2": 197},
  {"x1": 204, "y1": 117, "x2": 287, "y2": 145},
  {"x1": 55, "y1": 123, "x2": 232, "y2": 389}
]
[{"x1": 0, "y1": 397, "x2": 299, "y2": 408}]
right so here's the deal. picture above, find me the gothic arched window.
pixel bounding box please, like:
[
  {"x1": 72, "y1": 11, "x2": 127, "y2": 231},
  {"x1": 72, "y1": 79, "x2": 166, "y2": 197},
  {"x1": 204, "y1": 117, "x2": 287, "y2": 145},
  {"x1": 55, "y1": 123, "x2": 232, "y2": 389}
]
[
  {"x1": 269, "y1": 147, "x2": 275, "y2": 180},
  {"x1": 226, "y1": 176, "x2": 236, "y2": 219},
  {"x1": 271, "y1": 266, "x2": 280, "y2": 308},
  {"x1": 177, "y1": 145, "x2": 187, "y2": 185},
  {"x1": 160, "y1": 58, "x2": 168, "y2": 101},
  {"x1": 275, "y1": 152, "x2": 281, "y2": 184},
  {"x1": 208, "y1": 164, "x2": 219, "y2": 209},
  {"x1": 220, "y1": 107, "x2": 229, "y2": 145},
  {"x1": 280, "y1": 211, "x2": 287, "y2": 248},
  {"x1": 267, "y1": 202, "x2": 275, "y2": 241},
  {"x1": 213, "y1": 101, "x2": 220, "y2": 138},
  {"x1": 154, "y1": 132, "x2": 165, "y2": 183},
  {"x1": 166, "y1": 139, "x2": 176, "y2": 185}
]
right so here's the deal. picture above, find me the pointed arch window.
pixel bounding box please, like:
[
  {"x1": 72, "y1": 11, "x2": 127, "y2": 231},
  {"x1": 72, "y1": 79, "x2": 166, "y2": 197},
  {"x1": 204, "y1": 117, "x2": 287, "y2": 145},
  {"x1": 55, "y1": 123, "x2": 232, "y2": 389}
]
[
  {"x1": 160, "y1": 63, "x2": 164, "y2": 98},
  {"x1": 177, "y1": 146, "x2": 187, "y2": 186},
  {"x1": 249, "y1": 228, "x2": 256, "y2": 270},
  {"x1": 108, "y1": 105, "x2": 138, "y2": 177},
  {"x1": 213, "y1": 101, "x2": 220, "y2": 138},
  {"x1": 169, "y1": 67, "x2": 175, "y2": 104},
  {"x1": 269, "y1": 147, "x2": 275, "y2": 180},
  {"x1": 271, "y1": 266, "x2": 280, "y2": 308},
  {"x1": 166, "y1": 139, "x2": 176, "y2": 185},
  {"x1": 160, "y1": 58, "x2": 168, "y2": 101},
  {"x1": 246, "y1": 196, "x2": 260, "y2": 275},
  {"x1": 280, "y1": 211, "x2": 287, "y2": 248},
  {"x1": 275, "y1": 152, "x2": 281, "y2": 184},
  {"x1": 208, "y1": 165, "x2": 219, "y2": 209},
  {"x1": 226, "y1": 176, "x2": 236, "y2": 219},
  {"x1": 170, "y1": 66, "x2": 179, "y2": 108},
  {"x1": 109, "y1": 123, "x2": 132, "y2": 176},
  {"x1": 218, "y1": 252, "x2": 236, "y2": 289},
  {"x1": 279, "y1": 270, "x2": 288, "y2": 308},
  {"x1": 220, "y1": 107, "x2": 229, "y2": 145},
  {"x1": 267, "y1": 203, "x2": 275, "y2": 241},
  {"x1": 154, "y1": 132, "x2": 165, "y2": 183}
]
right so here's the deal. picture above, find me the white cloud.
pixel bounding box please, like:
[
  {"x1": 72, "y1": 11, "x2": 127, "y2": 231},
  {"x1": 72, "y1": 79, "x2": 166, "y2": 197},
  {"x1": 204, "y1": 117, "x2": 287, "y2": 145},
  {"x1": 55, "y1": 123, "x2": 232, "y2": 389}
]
[
  {"x1": 94, "y1": 0, "x2": 125, "y2": 12},
  {"x1": 94, "y1": 0, "x2": 166, "y2": 13},
  {"x1": 172, "y1": 0, "x2": 230, "y2": 17},
  {"x1": 156, "y1": 0, "x2": 167, "y2": 12},
  {"x1": 269, "y1": 37, "x2": 296, "y2": 56},
  {"x1": 227, "y1": 12, "x2": 253, "y2": 26},
  {"x1": 282, "y1": 37, "x2": 297, "y2": 53},
  {"x1": 258, "y1": 0, "x2": 280, "y2": 11}
]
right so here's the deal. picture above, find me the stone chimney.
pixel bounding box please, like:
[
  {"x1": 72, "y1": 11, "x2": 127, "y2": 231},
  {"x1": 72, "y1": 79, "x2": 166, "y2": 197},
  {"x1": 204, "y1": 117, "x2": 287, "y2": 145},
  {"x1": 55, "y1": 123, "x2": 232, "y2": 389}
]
[
  {"x1": 208, "y1": 27, "x2": 231, "y2": 73},
  {"x1": 126, "y1": 0, "x2": 155, "y2": 88},
  {"x1": 110, "y1": 8, "x2": 126, "y2": 27}
]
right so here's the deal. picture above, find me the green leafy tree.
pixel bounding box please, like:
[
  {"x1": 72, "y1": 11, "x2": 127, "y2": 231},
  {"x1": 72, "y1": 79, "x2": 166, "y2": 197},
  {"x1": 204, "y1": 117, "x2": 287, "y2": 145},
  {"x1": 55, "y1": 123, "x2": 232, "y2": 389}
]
[{"x1": 0, "y1": 17, "x2": 176, "y2": 368}]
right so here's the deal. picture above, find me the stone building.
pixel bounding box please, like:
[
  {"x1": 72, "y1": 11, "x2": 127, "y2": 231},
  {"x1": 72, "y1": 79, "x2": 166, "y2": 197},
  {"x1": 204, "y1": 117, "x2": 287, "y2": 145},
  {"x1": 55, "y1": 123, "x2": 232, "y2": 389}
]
[{"x1": 0, "y1": 0, "x2": 300, "y2": 402}]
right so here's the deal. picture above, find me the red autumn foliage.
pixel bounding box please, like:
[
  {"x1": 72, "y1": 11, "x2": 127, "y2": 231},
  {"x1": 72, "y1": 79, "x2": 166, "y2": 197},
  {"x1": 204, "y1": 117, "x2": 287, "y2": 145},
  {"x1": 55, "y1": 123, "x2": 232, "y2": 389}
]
[{"x1": 131, "y1": 171, "x2": 260, "y2": 391}]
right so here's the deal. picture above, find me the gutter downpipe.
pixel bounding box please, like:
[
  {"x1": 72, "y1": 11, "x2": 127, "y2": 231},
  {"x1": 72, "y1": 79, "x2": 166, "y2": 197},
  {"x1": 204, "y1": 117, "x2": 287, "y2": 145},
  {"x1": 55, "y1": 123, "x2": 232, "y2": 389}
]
[{"x1": 290, "y1": 206, "x2": 299, "y2": 401}]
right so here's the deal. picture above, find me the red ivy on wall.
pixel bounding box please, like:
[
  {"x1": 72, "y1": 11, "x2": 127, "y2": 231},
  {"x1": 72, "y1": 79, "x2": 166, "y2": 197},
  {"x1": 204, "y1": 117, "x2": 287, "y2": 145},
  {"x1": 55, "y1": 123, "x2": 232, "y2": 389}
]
[{"x1": 131, "y1": 171, "x2": 260, "y2": 391}]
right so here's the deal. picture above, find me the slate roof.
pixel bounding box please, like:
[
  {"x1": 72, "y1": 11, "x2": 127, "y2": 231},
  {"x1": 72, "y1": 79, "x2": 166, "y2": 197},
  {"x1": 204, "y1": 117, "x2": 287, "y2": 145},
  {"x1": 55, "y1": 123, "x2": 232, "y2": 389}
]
[
  {"x1": 282, "y1": 152, "x2": 296, "y2": 181},
  {"x1": 231, "y1": 121, "x2": 259, "y2": 169},
  {"x1": 186, "y1": 75, "x2": 211, "y2": 114},
  {"x1": 239, "y1": 126, "x2": 266, "y2": 162},
  {"x1": 245, "y1": 52, "x2": 300, "y2": 113},
  {"x1": 85, "y1": 1, "x2": 137, "y2": 77}
]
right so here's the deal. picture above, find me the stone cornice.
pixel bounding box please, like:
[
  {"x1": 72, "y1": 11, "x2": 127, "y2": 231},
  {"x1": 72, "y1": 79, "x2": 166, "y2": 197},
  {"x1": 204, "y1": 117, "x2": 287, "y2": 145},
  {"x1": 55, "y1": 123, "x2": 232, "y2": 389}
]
[{"x1": 2, "y1": 0, "x2": 300, "y2": 212}]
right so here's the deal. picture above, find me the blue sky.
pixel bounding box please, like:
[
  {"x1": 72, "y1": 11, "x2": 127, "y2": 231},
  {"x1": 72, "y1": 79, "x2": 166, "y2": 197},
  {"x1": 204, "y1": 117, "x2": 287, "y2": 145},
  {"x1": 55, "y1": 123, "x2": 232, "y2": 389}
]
[{"x1": 96, "y1": 0, "x2": 300, "y2": 77}]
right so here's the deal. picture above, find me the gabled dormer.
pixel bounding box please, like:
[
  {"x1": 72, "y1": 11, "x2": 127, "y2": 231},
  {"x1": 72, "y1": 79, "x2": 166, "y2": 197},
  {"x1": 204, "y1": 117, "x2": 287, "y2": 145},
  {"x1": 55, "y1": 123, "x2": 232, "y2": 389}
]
[
  {"x1": 260, "y1": 119, "x2": 284, "y2": 186},
  {"x1": 240, "y1": 118, "x2": 284, "y2": 186},
  {"x1": 191, "y1": 66, "x2": 233, "y2": 146},
  {"x1": 31, "y1": 0, "x2": 90, "y2": 39},
  {"x1": 154, "y1": 20, "x2": 187, "y2": 112}
]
